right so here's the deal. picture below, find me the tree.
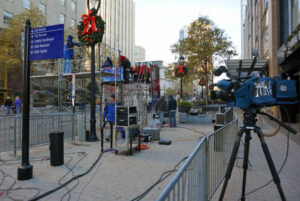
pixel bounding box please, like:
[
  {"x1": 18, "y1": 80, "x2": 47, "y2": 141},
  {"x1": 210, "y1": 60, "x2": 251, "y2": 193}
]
[
  {"x1": 170, "y1": 16, "x2": 237, "y2": 104},
  {"x1": 0, "y1": 7, "x2": 46, "y2": 94}
]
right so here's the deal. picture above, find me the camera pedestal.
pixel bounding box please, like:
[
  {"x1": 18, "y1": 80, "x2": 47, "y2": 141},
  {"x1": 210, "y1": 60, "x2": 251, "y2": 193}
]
[{"x1": 219, "y1": 110, "x2": 287, "y2": 201}]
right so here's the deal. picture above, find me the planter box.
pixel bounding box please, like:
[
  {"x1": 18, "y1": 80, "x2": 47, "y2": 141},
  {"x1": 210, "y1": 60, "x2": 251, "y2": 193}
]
[
  {"x1": 179, "y1": 112, "x2": 188, "y2": 123},
  {"x1": 188, "y1": 114, "x2": 212, "y2": 123}
]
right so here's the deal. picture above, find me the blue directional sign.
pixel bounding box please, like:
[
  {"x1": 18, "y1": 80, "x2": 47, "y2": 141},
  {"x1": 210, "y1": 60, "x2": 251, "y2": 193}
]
[{"x1": 29, "y1": 24, "x2": 64, "y2": 61}]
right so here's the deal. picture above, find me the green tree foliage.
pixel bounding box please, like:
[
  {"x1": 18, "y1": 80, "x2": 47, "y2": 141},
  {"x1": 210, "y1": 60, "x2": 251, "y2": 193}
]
[
  {"x1": 0, "y1": 7, "x2": 46, "y2": 72},
  {"x1": 170, "y1": 16, "x2": 237, "y2": 104}
]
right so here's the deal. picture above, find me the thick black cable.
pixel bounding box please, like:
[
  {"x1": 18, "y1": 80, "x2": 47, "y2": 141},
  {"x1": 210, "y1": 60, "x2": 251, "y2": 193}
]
[
  {"x1": 29, "y1": 151, "x2": 106, "y2": 201},
  {"x1": 59, "y1": 153, "x2": 87, "y2": 201},
  {"x1": 0, "y1": 168, "x2": 40, "y2": 201},
  {"x1": 131, "y1": 156, "x2": 188, "y2": 201},
  {"x1": 237, "y1": 106, "x2": 291, "y2": 201},
  {"x1": 76, "y1": 153, "x2": 103, "y2": 201}
]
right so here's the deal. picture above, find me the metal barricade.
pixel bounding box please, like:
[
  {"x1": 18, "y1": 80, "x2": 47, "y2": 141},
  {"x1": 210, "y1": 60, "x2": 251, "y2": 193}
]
[
  {"x1": 0, "y1": 112, "x2": 82, "y2": 155},
  {"x1": 206, "y1": 119, "x2": 238, "y2": 200},
  {"x1": 157, "y1": 117, "x2": 238, "y2": 201},
  {"x1": 156, "y1": 138, "x2": 207, "y2": 201}
]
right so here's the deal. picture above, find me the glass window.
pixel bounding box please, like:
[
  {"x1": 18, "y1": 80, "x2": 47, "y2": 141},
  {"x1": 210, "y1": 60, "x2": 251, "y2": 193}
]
[
  {"x1": 3, "y1": 11, "x2": 12, "y2": 26},
  {"x1": 39, "y1": 3, "x2": 46, "y2": 14},
  {"x1": 60, "y1": 0, "x2": 65, "y2": 6},
  {"x1": 7, "y1": 0, "x2": 13, "y2": 2},
  {"x1": 70, "y1": 19, "x2": 75, "y2": 28},
  {"x1": 23, "y1": 0, "x2": 30, "y2": 9},
  {"x1": 59, "y1": 14, "x2": 65, "y2": 24},
  {"x1": 71, "y1": 1, "x2": 76, "y2": 12}
]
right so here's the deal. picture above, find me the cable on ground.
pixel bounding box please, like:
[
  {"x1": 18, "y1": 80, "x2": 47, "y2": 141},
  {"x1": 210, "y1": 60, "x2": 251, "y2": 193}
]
[
  {"x1": 131, "y1": 156, "x2": 188, "y2": 201},
  {"x1": 29, "y1": 150, "x2": 107, "y2": 201}
]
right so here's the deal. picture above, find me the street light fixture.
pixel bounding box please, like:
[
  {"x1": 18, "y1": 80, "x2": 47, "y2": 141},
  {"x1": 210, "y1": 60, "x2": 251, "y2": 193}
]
[{"x1": 178, "y1": 55, "x2": 185, "y2": 99}]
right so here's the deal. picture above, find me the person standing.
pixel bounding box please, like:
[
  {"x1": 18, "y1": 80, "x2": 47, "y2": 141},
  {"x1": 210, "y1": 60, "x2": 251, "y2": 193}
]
[
  {"x1": 103, "y1": 94, "x2": 116, "y2": 141},
  {"x1": 168, "y1": 95, "x2": 177, "y2": 127},
  {"x1": 63, "y1": 35, "x2": 78, "y2": 74},
  {"x1": 155, "y1": 96, "x2": 167, "y2": 127},
  {"x1": 4, "y1": 96, "x2": 13, "y2": 115},
  {"x1": 14, "y1": 96, "x2": 21, "y2": 114}
]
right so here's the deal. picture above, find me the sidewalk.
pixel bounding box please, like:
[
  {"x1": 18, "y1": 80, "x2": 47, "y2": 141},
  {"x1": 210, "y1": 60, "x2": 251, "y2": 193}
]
[
  {"x1": 211, "y1": 111, "x2": 300, "y2": 201},
  {"x1": 0, "y1": 123, "x2": 213, "y2": 201}
]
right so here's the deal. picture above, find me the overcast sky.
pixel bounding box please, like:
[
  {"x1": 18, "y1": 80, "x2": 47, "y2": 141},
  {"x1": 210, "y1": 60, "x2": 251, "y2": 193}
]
[{"x1": 135, "y1": 0, "x2": 241, "y2": 63}]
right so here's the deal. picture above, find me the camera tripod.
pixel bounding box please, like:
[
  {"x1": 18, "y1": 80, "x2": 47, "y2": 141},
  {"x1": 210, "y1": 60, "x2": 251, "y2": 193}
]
[{"x1": 219, "y1": 108, "x2": 297, "y2": 201}]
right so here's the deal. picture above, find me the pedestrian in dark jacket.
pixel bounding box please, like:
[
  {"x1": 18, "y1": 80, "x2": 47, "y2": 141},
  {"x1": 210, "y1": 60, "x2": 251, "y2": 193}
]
[
  {"x1": 4, "y1": 96, "x2": 13, "y2": 115},
  {"x1": 168, "y1": 95, "x2": 177, "y2": 127},
  {"x1": 155, "y1": 96, "x2": 167, "y2": 127}
]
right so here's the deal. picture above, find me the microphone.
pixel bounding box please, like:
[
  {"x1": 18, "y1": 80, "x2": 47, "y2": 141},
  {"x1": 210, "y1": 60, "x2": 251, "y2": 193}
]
[{"x1": 213, "y1": 66, "x2": 228, "y2": 76}]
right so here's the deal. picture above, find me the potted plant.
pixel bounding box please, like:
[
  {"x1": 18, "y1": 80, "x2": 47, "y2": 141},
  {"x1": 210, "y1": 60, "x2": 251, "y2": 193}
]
[{"x1": 178, "y1": 101, "x2": 192, "y2": 113}]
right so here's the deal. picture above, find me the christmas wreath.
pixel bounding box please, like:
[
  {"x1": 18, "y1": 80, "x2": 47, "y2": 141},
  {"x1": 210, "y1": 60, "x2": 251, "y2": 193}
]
[
  {"x1": 175, "y1": 65, "x2": 188, "y2": 77},
  {"x1": 77, "y1": 9, "x2": 105, "y2": 46}
]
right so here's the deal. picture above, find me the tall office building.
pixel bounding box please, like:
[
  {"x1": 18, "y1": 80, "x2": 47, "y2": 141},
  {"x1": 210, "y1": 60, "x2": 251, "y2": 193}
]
[
  {"x1": 99, "y1": 0, "x2": 135, "y2": 62},
  {"x1": 241, "y1": 0, "x2": 300, "y2": 122},
  {"x1": 179, "y1": 26, "x2": 188, "y2": 41}
]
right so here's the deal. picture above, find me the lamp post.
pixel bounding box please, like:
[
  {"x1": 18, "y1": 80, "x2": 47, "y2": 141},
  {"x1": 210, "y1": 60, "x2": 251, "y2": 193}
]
[
  {"x1": 178, "y1": 55, "x2": 185, "y2": 99},
  {"x1": 18, "y1": 19, "x2": 33, "y2": 180},
  {"x1": 86, "y1": 1, "x2": 100, "y2": 142}
]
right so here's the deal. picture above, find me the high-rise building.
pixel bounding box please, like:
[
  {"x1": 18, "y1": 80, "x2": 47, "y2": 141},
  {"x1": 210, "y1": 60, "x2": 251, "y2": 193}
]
[
  {"x1": 241, "y1": 0, "x2": 300, "y2": 122},
  {"x1": 100, "y1": 0, "x2": 135, "y2": 62},
  {"x1": 134, "y1": 46, "x2": 146, "y2": 61},
  {"x1": 179, "y1": 26, "x2": 188, "y2": 41}
]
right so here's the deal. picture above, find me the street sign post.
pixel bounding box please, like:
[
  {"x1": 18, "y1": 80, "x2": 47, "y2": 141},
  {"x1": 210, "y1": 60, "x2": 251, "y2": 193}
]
[{"x1": 29, "y1": 24, "x2": 64, "y2": 61}]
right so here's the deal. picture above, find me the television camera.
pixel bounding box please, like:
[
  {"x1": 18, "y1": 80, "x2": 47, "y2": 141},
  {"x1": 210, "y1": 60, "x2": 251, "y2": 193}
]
[
  {"x1": 211, "y1": 66, "x2": 298, "y2": 109},
  {"x1": 211, "y1": 66, "x2": 298, "y2": 201}
]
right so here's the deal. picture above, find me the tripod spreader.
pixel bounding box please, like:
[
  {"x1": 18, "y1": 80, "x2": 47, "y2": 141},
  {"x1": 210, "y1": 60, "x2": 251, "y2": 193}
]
[{"x1": 258, "y1": 112, "x2": 297, "y2": 135}]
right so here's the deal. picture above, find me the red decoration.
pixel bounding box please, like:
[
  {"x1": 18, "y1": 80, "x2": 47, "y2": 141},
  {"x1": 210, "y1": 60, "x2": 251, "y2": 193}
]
[
  {"x1": 77, "y1": 9, "x2": 105, "y2": 46},
  {"x1": 177, "y1": 65, "x2": 184, "y2": 76},
  {"x1": 81, "y1": 9, "x2": 97, "y2": 35}
]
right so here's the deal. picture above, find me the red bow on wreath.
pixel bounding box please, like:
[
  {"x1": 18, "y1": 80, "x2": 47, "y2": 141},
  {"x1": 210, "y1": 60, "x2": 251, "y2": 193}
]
[
  {"x1": 177, "y1": 65, "x2": 184, "y2": 76},
  {"x1": 82, "y1": 10, "x2": 97, "y2": 35}
]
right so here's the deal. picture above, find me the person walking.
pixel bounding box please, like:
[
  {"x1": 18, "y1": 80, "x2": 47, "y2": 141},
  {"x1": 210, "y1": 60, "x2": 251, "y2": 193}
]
[
  {"x1": 63, "y1": 35, "x2": 78, "y2": 74},
  {"x1": 4, "y1": 96, "x2": 13, "y2": 115},
  {"x1": 155, "y1": 96, "x2": 167, "y2": 127},
  {"x1": 168, "y1": 95, "x2": 177, "y2": 127},
  {"x1": 103, "y1": 94, "x2": 116, "y2": 142},
  {"x1": 14, "y1": 96, "x2": 21, "y2": 114}
]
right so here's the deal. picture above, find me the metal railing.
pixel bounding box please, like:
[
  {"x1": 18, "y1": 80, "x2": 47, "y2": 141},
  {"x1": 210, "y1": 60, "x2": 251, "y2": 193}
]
[
  {"x1": 0, "y1": 112, "x2": 83, "y2": 156},
  {"x1": 157, "y1": 117, "x2": 238, "y2": 201}
]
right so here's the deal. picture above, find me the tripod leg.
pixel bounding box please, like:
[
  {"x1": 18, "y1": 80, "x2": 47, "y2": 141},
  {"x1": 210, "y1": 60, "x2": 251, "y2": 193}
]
[
  {"x1": 241, "y1": 131, "x2": 251, "y2": 201},
  {"x1": 219, "y1": 127, "x2": 245, "y2": 201},
  {"x1": 255, "y1": 127, "x2": 286, "y2": 201}
]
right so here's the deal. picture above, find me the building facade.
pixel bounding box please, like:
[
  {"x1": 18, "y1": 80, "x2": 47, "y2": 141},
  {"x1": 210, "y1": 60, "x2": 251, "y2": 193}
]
[
  {"x1": 134, "y1": 46, "x2": 146, "y2": 61},
  {"x1": 99, "y1": 0, "x2": 135, "y2": 62},
  {"x1": 242, "y1": 0, "x2": 300, "y2": 122},
  {"x1": 0, "y1": 0, "x2": 85, "y2": 28}
]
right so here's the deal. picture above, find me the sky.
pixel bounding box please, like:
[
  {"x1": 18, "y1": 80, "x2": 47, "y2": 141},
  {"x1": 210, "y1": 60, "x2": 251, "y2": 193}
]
[{"x1": 135, "y1": 0, "x2": 241, "y2": 64}]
